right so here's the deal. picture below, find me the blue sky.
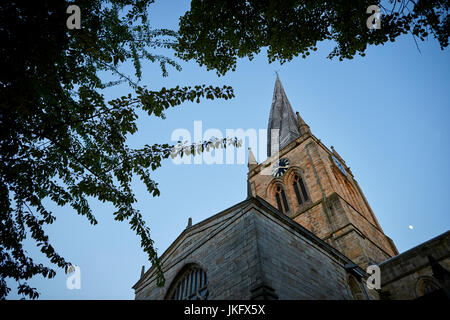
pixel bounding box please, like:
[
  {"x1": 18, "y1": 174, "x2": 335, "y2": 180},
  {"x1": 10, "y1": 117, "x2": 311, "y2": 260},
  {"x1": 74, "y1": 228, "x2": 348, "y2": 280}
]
[{"x1": 6, "y1": 0, "x2": 450, "y2": 299}]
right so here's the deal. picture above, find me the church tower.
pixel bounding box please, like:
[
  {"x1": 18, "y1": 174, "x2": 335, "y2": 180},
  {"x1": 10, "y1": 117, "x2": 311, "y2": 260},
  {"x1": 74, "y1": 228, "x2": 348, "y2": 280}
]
[{"x1": 247, "y1": 76, "x2": 398, "y2": 268}]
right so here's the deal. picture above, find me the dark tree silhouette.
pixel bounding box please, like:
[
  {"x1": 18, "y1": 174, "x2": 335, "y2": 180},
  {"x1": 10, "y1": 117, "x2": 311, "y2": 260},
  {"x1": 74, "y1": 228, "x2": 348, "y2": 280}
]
[
  {"x1": 176, "y1": 0, "x2": 449, "y2": 75},
  {"x1": 0, "y1": 0, "x2": 237, "y2": 299}
]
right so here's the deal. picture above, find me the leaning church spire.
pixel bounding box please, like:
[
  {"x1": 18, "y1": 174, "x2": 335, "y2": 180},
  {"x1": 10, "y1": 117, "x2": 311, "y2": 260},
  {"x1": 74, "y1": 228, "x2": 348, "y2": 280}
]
[{"x1": 267, "y1": 75, "x2": 300, "y2": 157}]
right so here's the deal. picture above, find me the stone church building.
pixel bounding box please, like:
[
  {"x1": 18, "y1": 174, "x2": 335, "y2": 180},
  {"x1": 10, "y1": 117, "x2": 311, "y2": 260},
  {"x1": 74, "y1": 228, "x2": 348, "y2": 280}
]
[{"x1": 133, "y1": 77, "x2": 450, "y2": 300}]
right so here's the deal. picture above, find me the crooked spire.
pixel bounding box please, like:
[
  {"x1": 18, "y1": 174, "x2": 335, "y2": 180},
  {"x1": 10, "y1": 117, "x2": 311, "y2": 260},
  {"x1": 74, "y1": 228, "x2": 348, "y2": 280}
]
[{"x1": 267, "y1": 76, "x2": 300, "y2": 157}]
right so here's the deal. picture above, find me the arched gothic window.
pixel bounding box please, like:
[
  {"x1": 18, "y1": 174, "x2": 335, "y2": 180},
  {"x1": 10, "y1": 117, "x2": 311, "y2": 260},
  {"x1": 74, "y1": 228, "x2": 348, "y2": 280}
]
[
  {"x1": 275, "y1": 184, "x2": 290, "y2": 214},
  {"x1": 292, "y1": 173, "x2": 309, "y2": 205},
  {"x1": 167, "y1": 265, "x2": 208, "y2": 300}
]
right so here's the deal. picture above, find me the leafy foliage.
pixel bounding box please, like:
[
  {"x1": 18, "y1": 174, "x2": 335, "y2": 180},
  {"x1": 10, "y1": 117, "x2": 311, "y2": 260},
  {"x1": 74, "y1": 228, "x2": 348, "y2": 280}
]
[
  {"x1": 0, "y1": 0, "x2": 235, "y2": 299},
  {"x1": 171, "y1": 137, "x2": 243, "y2": 158},
  {"x1": 176, "y1": 0, "x2": 449, "y2": 75}
]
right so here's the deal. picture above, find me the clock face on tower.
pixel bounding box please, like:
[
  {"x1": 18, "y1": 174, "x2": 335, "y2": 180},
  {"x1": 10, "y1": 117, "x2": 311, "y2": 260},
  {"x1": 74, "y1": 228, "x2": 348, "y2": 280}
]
[{"x1": 272, "y1": 158, "x2": 290, "y2": 177}]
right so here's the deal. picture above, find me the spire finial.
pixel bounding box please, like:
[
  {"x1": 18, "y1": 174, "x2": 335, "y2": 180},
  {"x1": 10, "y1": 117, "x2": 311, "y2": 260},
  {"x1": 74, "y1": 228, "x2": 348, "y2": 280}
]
[
  {"x1": 247, "y1": 179, "x2": 255, "y2": 199},
  {"x1": 248, "y1": 147, "x2": 258, "y2": 170},
  {"x1": 186, "y1": 217, "x2": 192, "y2": 228},
  {"x1": 296, "y1": 111, "x2": 311, "y2": 135}
]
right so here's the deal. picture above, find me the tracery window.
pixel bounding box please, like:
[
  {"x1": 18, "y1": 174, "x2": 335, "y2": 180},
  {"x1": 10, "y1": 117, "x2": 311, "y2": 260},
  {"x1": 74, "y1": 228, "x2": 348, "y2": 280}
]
[
  {"x1": 292, "y1": 173, "x2": 309, "y2": 205},
  {"x1": 168, "y1": 265, "x2": 208, "y2": 300},
  {"x1": 275, "y1": 184, "x2": 290, "y2": 213}
]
